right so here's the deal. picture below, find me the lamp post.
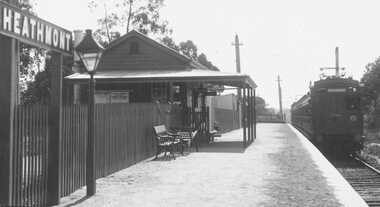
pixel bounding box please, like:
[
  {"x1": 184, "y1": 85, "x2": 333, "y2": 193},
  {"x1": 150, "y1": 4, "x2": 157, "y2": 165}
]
[{"x1": 75, "y1": 29, "x2": 104, "y2": 196}]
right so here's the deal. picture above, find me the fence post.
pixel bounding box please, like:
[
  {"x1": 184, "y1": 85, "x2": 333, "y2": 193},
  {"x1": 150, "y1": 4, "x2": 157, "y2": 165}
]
[
  {"x1": 47, "y1": 52, "x2": 63, "y2": 205},
  {"x1": 0, "y1": 33, "x2": 17, "y2": 207}
]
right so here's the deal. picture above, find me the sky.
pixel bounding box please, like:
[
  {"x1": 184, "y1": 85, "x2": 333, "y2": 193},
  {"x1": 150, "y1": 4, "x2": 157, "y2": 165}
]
[{"x1": 33, "y1": 0, "x2": 380, "y2": 109}]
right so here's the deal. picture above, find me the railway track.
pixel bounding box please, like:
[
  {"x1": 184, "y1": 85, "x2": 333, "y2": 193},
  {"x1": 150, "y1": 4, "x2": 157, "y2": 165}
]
[{"x1": 327, "y1": 155, "x2": 380, "y2": 207}]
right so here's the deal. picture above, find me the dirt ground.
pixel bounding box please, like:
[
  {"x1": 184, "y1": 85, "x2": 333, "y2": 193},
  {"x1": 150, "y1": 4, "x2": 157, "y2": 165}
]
[{"x1": 57, "y1": 124, "x2": 345, "y2": 207}]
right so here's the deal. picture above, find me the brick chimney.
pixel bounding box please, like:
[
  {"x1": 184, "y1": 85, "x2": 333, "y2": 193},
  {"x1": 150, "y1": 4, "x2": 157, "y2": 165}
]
[{"x1": 72, "y1": 30, "x2": 84, "y2": 104}]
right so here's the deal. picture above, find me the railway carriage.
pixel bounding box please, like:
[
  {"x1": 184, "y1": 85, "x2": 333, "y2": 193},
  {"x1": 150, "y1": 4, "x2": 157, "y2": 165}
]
[{"x1": 291, "y1": 76, "x2": 363, "y2": 153}]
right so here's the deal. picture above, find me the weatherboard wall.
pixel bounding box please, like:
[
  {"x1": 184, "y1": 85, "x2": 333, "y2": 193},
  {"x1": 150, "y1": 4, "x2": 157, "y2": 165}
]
[{"x1": 98, "y1": 36, "x2": 187, "y2": 71}]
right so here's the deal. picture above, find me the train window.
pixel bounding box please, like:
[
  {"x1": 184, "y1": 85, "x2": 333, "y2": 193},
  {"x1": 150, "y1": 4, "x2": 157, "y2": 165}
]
[
  {"x1": 345, "y1": 96, "x2": 360, "y2": 110},
  {"x1": 328, "y1": 88, "x2": 346, "y2": 93}
]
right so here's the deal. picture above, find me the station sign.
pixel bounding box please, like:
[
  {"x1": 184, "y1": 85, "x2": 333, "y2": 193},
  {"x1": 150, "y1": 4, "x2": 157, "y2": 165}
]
[{"x1": 0, "y1": 1, "x2": 72, "y2": 56}]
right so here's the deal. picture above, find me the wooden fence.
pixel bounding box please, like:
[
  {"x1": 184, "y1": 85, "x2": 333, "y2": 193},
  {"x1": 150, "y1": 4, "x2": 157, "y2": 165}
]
[
  {"x1": 256, "y1": 114, "x2": 285, "y2": 123},
  {"x1": 60, "y1": 103, "x2": 182, "y2": 197},
  {"x1": 12, "y1": 105, "x2": 49, "y2": 206},
  {"x1": 11, "y1": 103, "x2": 182, "y2": 206},
  {"x1": 214, "y1": 108, "x2": 240, "y2": 133}
]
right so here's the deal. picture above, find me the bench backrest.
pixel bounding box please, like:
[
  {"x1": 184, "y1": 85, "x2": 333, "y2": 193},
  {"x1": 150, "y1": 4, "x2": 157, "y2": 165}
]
[
  {"x1": 154, "y1": 125, "x2": 167, "y2": 135},
  {"x1": 171, "y1": 126, "x2": 194, "y2": 132},
  {"x1": 177, "y1": 128, "x2": 198, "y2": 139}
]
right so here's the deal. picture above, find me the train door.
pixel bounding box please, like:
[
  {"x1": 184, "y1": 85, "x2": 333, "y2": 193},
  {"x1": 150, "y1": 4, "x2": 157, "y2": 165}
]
[
  {"x1": 316, "y1": 93, "x2": 345, "y2": 135},
  {"x1": 326, "y1": 93, "x2": 346, "y2": 134}
]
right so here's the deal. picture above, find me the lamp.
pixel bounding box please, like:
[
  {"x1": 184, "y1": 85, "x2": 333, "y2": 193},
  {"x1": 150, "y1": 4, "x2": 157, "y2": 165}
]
[
  {"x1": 74, "y1": 29, "x2": 104, "y2": 196},
  {"x1": 75, "y1": 29, "x2": 104, "y2": 74}
]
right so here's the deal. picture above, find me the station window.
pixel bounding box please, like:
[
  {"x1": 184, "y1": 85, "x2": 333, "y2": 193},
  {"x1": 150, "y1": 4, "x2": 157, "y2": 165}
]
[
  {"x1": 151, "y1": 82, "x2": 168, "y2": 103},
  {"x1": 173, "y1": 85, "x2": 180, "y2": 102}
]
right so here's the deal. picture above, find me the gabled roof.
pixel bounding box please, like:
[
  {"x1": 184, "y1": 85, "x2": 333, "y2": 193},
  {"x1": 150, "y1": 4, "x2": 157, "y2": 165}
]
[
  {"x1": 105, "y1": 30, "x2": 193, "y2": 64},
  {"x1": 105, "y1": 30, "x2": 213, "y2": 71}
]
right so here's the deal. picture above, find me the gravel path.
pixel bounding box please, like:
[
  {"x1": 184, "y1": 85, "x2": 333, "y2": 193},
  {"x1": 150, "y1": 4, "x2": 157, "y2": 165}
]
[{"x1": 57, "y1": 124, "x2": 344, "y2": 207}]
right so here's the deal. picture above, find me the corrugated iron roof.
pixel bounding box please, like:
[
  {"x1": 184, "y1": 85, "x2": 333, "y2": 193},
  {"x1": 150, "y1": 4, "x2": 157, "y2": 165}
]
[{"x1": 65, "y1": 69, "x2": 257, "y2": 88}]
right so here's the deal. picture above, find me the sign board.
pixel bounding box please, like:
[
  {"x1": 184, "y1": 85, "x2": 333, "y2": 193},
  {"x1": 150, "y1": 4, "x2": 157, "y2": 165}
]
[
  {"x1": 110, "y1": 91, "x2": 129, "y2": 103},
  {"x1": 95, "y1": 91, "x2": 110, "y2": 103},
  {"x1": 95, "y1": 91, "x2": 130, "y2": 103},
  {"x1": 0, "y1": 1, "x2": 72, "y2": 55},
  {"x1": 206, "y1": 91, "x2": 217, "y2": 96}
]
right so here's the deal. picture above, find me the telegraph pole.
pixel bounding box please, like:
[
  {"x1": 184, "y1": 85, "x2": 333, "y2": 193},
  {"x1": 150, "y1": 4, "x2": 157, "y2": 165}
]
[
  {"x1": 335, "y1": 46, "x2": 339, "y2": 76},
  {"x1": 232, "y1": 34, "x2": 243, "y2": 126},
  {"x1": 232, "y1": 34, "x2": 243, "y2": 107},
  {"x1": 276, "y1": 75, "x2": 283, "y2": 116},
  {"x1": 232, "y1": 34, "x2": 242, "y2": 73}
]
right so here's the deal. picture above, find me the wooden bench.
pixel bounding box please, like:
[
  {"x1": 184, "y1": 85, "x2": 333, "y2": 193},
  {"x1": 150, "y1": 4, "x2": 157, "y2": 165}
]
[
  {"x1": 153, "y1": 125, "x2": 181, "y2": 160},
  {"x1": 171, "y1": 126, "x2": 199, "y2": 153}
]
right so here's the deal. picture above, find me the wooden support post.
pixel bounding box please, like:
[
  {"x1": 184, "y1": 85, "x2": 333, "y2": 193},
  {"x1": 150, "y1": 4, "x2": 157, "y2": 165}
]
[
  {"x1": 253, "y1": 89, "x2": 257, "y2": 139},
  {"x1": 169, "y1": 82, "x2": 174, "y2": 103},
  {"x1": 242, "y1": 84, "x2": 246, "y2": 147},
  {"x1": 251, "y1": 88, "x2": 254, "y2": 141},
  {"x1": 247, "y1": 88, "x2": 251, "y2": 142},
  {"x1": 0, "y1": 34, "x2": 17, "y2": 207},
  {"x1": 238, "y1": 87, "x2": 242, "y2": 128},
  {"x1": 46, "y1": 52, "x2": 63, "y2": 205}
]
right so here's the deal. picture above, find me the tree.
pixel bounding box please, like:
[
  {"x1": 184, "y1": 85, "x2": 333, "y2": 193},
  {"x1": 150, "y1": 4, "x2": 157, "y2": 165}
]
[
  {"x1": 179, "y1": 40, "x2": 198, "y2": 60},
  {"x1": 255, "y1": 96, "x2": 270, "y2": 115},
  {"x1": 89, "y1": 0, "x2": 172, "y2": 45},
  {"x1": 159, "y1": 36, "x2": 179, "y2": 51},
  {"x1": 18, "y1": 0, "x2": 47, "y2": 92},
  {"x1": 21, "y1": 53, "x2": 74, "y2": 104},
  {"x1": 18, "y1": 0, "x2": 74, "y2": 104},
  {"x1": 160, "y1": 37, "x2": 220, "y2": 71},
  {"x1": 361, "y1": 57, "x2": 380, "y2": 104},
  {"x1": 361, "y1": 57, "x2": 380, "y2": 128},
  {"x1": 198, "y1": 53, "x2": 219, "y2": 71},
  {"x1": 93, "y1": 12, "x2": 122, "y2": 46}
]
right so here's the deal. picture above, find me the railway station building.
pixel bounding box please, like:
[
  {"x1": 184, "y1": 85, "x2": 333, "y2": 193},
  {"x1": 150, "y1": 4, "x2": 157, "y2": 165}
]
[{"x1": 65, "y1": 30, "x2": 257, "y2": 140}]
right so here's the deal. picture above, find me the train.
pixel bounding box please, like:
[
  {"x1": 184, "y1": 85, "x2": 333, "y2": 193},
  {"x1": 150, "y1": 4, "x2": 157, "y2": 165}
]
[{"x1": 291, "y1": 49, "x2": 363, "y2": 153}]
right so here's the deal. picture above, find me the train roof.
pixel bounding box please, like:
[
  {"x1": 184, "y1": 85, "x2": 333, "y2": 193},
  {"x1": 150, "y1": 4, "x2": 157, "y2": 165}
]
[
  {"x1": 312, "y1": 77, "x2": 359, "y2": 89},
  {"x1": 291, "y1": 77, "x2": 360, "y2": 111},
  {"x1": 291, "y1": 93, "x2": 310, "y2": 110}
]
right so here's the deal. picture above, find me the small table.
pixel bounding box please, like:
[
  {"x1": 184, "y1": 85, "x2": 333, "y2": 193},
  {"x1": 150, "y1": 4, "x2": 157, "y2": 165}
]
[{"x1": 170, "y1": 126, "x2": 199, "y2": 153}]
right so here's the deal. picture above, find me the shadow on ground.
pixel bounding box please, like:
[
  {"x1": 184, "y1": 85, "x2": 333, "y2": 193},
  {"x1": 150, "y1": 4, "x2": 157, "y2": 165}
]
[
  {"x1": 196, "y1": 141, "x2": 250, "y2": 153},
  {"x1": 151, "y1": 141, "x2": 250, "y2": 161},
  {"x1": 62, "y1": 195, "x2": 91, "y2": 207}
]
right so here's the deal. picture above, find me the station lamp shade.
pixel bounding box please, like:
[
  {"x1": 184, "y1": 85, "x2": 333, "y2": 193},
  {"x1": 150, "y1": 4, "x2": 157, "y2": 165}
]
[{"x1": 75, "y1": 29, "x2": 105, "y2": 73}]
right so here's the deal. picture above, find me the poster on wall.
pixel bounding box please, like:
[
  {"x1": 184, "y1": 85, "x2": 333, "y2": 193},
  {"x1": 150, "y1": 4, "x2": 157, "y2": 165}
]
[
  {"x1": 95, "y1": 91, "x2": 130, "y2": 103},
  {"x1": 110, "y1": 91, "x2": 129, "y2": 103},
  {"x1": 95, "y1": 91, "x2": 111, "y2": 103}
]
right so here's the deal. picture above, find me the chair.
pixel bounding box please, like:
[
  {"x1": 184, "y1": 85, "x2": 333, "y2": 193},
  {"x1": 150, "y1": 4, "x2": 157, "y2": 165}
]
[{"x1": 153, "y1": 125, "x2": 181, "y2": 160}]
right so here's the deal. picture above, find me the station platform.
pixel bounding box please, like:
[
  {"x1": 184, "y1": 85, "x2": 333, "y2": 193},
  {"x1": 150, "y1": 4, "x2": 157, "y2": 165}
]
[{"x1": 57, "y1": 123, "x2": 367, "y2": 207}]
